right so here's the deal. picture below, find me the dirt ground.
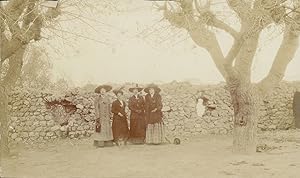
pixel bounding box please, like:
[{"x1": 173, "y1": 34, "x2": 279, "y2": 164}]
[{"x1": 2, "y1": 130, "x2": 300, "y2": 178}]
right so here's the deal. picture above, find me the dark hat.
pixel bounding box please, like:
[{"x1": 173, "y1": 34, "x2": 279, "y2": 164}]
[
  {"x1": 129, "y1": 84, "x2": 143, "y2": 92},
  {"x1": 113, "y1": 87, "x2": 125, "y2": 96},
  {"x1": 94, "y1": 85, "x2": 112, "y2": 93},
  {"x1": 144, "y1": 83, "x2": 161, "y2": 93},
  {"x1": 113, "y1": 90, "x2": 124, "y2": 96}
]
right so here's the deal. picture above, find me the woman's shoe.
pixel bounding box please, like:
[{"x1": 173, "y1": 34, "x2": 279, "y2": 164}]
[{"x1": 104, "y1": 141, "x2": 114, "y2": 147}]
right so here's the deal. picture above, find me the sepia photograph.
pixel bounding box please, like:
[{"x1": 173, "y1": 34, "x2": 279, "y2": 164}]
[{"x1": 1, "y1": 0, "x2": 300, "y2": 177}]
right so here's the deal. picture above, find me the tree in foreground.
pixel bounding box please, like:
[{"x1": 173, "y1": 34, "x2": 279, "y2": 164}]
[
  {"x1": 159, "y1": 0, "x2": 300, "y2": 153},
  {"x1": 0, "y1": 0, "x2": 119, "y2": 157},
  {"x1": 0, "y1": 0, "x2": 64, "y2": 158}
]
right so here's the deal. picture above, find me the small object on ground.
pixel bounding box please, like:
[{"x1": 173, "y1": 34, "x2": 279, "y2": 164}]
[
  {"x1": 252, "y1": 163, "x2": 264, "y2": 166},
  {"x1": 256, "y1": 143, "x2": 278, "y2": 152},
  {"x1": 173, "y1": 138, "x2": 181, "y2": 145},
  {"x1": 165, "y1": 136, "x2": 181, "y2": 145},
  {"x1": 256, "y1": 143, "x2": 268, "y2": 152},
  {"x1": 230, "y1": 161, "x2": 248, "y2": 166},
  {"x1": 219, "y1": 170, "x2": 235, "y2": 176}
]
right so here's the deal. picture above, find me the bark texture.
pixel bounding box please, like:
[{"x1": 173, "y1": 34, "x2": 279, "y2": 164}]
[
  {"x1": 229, "y1": 83, "x2": 260, "y2": 153},
  {"x1": 0, "y1": 85, "x2": 9, "y2": 158},
  {"x1": 0, "y1": 48, "x2": 25, "y2": 157}
]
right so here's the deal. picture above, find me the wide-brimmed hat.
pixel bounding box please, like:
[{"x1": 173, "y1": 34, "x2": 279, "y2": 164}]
[
  {"x1": 113, "y1": 90, "x2": 124, "y2": 96},
  {"x1": 113, "y1": 86, "x2": 125, "y2": 96},
  {"x1": 94, "y1": 85, "x2": 112, "y2": 93},
  {"x1": 129, "y1": 84, "x2": 143, "y2": 92},
  {"x1": 144, "y1": 83, "x2": 161, "y2": 93}
]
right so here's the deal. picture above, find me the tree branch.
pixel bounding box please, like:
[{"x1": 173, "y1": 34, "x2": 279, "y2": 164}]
[
  {"x1": 227, "y1": 0, "x2": 252, "y2": 21},
  {"x1": 208, "y1": 16, "x2": 239, "y2": 40},
  {"x1": 225, "y1": 36, "x2": 244, "y2": 65},
  {"x1": 163, "y1": 1, "x2": 243, "y2": 81},
  {"x1": 0, "y1": 0, "x2": 29, "y2": 61},
  {"x1": 205, "y1": 37, "x2": 228, "y2": 80},
  {"x1": 163, "y1": 0, "x2": 262, "y2": 84},
  {"x1": 1, "y1": 0, "x2": 61, "y2": 61},
  {"x1": 0, "y1": 10, "x2": 8, "y2": 63},
  {"x1": 233, "y1": 34, "x2": 260, "y2": 82},
  {"x1": 258, "y1": 26, "x2": 300, "y2": 95},
  {"x1": 23, "y1": 0, "x2": 38, "y2": 28},
  {"x1": 193, "y1": 0, "x2": 239, "y2": 39},
  {"x1": 0, "y1": 37, "x2": 25, "y2": 62},
  {"x1": 0, "y1": 32, "x2": 9, "y2": 63},
  {"x1": 1, "y1": 47, "x2": 26, "y2": 89},
  {"x1": 4, "y1": 0, "x2": 28, "y2": 34}
]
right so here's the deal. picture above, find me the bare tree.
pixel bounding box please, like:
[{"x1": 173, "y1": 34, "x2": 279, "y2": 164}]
[
  {"x1": 159, "y1": 0, "x2": 300, "y2": 153},
  {"x1": 0, "y1": 0, "x2": 63, "y2": 157},
  {"x1": 0, "y1": 0, "x2": 120, "y2": 157}
]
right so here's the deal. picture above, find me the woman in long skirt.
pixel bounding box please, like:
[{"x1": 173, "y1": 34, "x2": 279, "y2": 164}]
[
  {"x1": 111, "y1": 89, "x2": 129, "y2": 145},
  {"x1": 144, "y1": 84, "x2": 165, "y2": 145},
  {"x1": 128, "y1": 84, "x2": 146, "y2": 144},
  {"x1": 92, "y1": 85, "x2": 114, "y2": 148}
]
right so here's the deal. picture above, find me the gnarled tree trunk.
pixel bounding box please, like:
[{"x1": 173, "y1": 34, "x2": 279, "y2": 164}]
[
  {"x1": 228, "y1": 80, "x2": 260, "y2": 154},
  {"x1": 0, "y1": 48, "x2": 25, "y2": 158},
  {"x1": 0, "y1": 85, "x2": 9, "y2": 158}
]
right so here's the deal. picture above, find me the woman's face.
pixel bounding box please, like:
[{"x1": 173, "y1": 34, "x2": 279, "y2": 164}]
[
  {"x1": 149, "y1": 88, "x2": 155, "y2": 95},
  {"x1": 133, "y1": 89, "x2": 138, "y2": 95},
  {"x1": 100, "y1": 88, "x2": 106, "y2": 95},
  {"x1": 117, "y1": 92, "x2": 123, "y2": 99}
]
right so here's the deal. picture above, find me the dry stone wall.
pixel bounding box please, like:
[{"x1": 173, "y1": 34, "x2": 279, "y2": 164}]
[{"x1": 7, "y1": 81, "x2": 300, "y2": 144}]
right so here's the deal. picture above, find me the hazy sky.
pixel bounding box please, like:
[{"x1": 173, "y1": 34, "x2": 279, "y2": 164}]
[{"x1": 45, "y1": 0, "x2": 300, "y2": 86}]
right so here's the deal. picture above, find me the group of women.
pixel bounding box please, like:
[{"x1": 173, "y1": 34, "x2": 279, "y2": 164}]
[{"x1": 92, "y1": 83, "x2": 165, "y2": 147}]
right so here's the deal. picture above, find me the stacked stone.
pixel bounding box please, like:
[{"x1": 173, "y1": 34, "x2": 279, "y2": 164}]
[
  {"x1": 198, "y1": 85, "x2": 234, "y2": 135},
  {"x1": 258, "y1": 82, "x2": 298, "y2": 130},
  {"x1": 160, "y1": 83, "x2": 234, "y2": 138},
  {"x1": 8, "y1": 90, "x2": 60, "y2": 143},
  {"x1": 43, "y1": 90, "x2": 97, "y2": 139},
  {"x1": 6, "y1": 81, "x2": 300, "y2": 144}
]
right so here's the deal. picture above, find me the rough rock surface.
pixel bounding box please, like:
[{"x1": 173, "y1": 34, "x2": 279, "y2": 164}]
[{"x1": 7, "y1": 81, "x2": 300, "y2": 144}]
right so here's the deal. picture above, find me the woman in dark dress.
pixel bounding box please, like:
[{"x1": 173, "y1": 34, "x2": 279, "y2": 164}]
[
  {"x1": 111, "y1": 89, "x2": 129, "y2": 145},
  {"x1": 128, "y1": 84, "x2": 146, "y2": 144},
  {"x1": 144, "y1": 84, "x2": 165, "y2": 145}
]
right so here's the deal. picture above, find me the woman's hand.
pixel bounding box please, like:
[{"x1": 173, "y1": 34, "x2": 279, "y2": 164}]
[
  {"x1": 118, "y1": 112, "x2": 124, "y2": 117},
  {"x1": 95, "y1": 118, "x2": 101, "y2": 132},
  {"x1": 151, "y1": 108, "x2": 157, "y2": 112},
  {"x1": 96, "y1": 118, "x2": 101, "y2": 125},
  {"x1": 136, "y1": 110, "x2": 142, "y2": 113}
]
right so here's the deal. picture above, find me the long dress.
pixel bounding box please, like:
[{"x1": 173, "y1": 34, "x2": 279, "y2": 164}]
[
  {"x1": 145, "y1": 93, "x2": 165, "y2": 144},
  {"x1": 92, "y1": 95, "x2": 113, "y2": 142},
  {"x1": 128, "y1": 95, "x2": 146, "y2": 144},
  {"x1": 111, "y1": 99, "x2": 129, "y2": 142}
]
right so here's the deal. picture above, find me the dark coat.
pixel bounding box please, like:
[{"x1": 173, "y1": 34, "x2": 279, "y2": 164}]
[
  {"x1": 145, "y1": 93, "x2": 163, "y2": 124},
  {"x1": 111, "y1": 99, "x2": 129, "y2": 141},
  {"x1": 129, "y1": 95, "x2": 145, "y2": 115},
  {"x1": 128, "y1": 95, "x2": 146, "y2": 139}
]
